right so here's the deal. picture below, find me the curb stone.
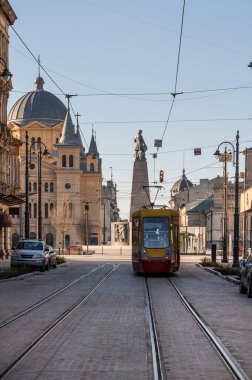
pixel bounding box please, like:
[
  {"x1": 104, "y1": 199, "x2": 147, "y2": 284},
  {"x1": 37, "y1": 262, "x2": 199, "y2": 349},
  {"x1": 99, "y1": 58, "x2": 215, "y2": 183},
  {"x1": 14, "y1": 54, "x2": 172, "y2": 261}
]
[{"x1": 196, "y1": 263, "x2": 240, "y2": 285}]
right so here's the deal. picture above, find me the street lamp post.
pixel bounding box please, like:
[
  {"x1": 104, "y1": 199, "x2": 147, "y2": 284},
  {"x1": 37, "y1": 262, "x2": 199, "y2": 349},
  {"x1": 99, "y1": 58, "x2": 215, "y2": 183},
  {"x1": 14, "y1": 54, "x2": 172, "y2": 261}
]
[
  {"x1": 0, "y1": 57, "x2": 12, "y2": 79},
  {"x1": 24, "y1": 130, "x2": 30, "y2": 239},
  {"x1": 84, "y1": 203, "x2": 89, "y2": 254},
  {"x1": 214, "y1": 131, "x2": 240, "y2": 267},
  {"x1": 29, "y1": 139, "x2": 49, "y2": 240},
  {"x1": 103, "y1": 200, "x2": 106, "y2": 244},
  {"x1": 233, "y1": 131, "x2": 240, "y2": 267}
]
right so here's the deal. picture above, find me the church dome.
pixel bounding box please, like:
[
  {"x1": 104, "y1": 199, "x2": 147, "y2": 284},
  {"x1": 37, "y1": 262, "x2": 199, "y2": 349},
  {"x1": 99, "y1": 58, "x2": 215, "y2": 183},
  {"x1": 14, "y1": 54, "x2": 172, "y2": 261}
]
[
  {"x1": 8, "y1": 76, "x2": 67, "y2": 127},
  {"x1": 171, "y1": 169, "x2": 193, "y2": 195}
]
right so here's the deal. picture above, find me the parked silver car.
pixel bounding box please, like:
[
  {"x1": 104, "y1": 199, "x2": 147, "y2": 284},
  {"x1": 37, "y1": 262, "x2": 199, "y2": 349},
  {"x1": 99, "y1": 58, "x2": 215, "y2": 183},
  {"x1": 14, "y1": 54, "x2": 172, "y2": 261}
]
[
  {"x1": 45, "y1": 245, "x2": 57, "y2": 269},
  {"x1": 239, "y1": 254, "x2": 252, "y2": 297},
  {"x1": 11, "y1": 240, "x2": 50, "y2": 272}
]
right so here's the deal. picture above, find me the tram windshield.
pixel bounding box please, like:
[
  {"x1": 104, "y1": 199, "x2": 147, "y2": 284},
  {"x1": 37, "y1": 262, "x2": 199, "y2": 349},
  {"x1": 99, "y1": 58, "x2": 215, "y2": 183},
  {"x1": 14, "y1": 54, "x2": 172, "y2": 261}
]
[{"x1": 143, "y1": 217, "x2": 169, "y2": 248}]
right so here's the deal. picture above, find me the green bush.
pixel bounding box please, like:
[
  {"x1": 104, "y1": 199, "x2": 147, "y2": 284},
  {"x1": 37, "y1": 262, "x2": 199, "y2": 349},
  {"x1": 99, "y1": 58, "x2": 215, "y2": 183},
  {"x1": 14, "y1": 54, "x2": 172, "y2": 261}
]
[
  {"x1": 200, "y1": 257, "x2": 240, "y2": 276},
  {"x1": 214, "y1": 266, "x2": 240, "y2": 276},
  {"x1": 0, "y1": 265, "x2": 34, "y2": 279},
  {"x1": 200, "y1": 257, "x2": 221, "y2": 267},
  {"x1": 56, "y1": 256, "x2": 66, "y2": 264}
]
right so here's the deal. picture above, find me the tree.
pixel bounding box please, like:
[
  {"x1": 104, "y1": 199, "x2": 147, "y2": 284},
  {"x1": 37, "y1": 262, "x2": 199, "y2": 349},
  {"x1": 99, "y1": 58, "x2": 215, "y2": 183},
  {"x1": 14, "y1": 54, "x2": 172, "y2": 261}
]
[{"x1": 50, "y1": 200, "x2": 73, "y2": 250}]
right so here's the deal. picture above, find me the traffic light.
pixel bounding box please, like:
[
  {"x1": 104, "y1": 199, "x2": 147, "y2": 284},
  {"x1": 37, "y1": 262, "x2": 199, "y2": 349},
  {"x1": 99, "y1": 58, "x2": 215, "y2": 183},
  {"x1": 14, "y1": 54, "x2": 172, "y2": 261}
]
[{"x1": 159, "y1": 170, "x2": 164, "y2": 183}]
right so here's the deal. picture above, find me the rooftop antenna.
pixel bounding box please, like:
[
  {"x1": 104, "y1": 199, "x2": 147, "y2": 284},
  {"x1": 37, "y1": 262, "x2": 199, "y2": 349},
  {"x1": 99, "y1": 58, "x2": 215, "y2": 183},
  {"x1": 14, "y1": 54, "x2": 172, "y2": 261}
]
[
  {"x1": 38, "y1": 54, "x2": 41, "y2": 76},
  {"x1": 65, "y1": 93, "x2": 77, "y2": 111}
]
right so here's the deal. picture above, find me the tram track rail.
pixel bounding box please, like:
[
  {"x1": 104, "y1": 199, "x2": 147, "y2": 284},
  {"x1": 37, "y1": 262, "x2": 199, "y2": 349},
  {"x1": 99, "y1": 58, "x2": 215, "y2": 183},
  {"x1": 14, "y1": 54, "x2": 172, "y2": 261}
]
[
  {"x1": 0, "y1": 264, "x2": 104, "y2": 329},
  {"x1": 168, "y1": 278, "x2": 250, "y2": 380},
  {"x1": 145, "y1": 278, "x2": 165, "y2": 380},
  {"x1": 0, "y1": 264, "x2": 119, "y2": 379}
]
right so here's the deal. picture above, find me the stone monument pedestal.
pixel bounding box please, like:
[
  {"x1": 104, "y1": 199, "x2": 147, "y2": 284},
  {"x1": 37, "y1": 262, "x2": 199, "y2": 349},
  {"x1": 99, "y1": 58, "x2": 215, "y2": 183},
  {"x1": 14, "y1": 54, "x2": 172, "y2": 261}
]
[{"x1": 130, "y1": 159, "x2": 150, "y2": 219}]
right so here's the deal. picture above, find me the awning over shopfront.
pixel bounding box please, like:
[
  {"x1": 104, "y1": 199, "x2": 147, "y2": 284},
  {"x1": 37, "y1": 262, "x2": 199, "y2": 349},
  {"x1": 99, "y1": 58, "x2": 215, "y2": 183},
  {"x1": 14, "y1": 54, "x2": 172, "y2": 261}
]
[{"x1": 0, "y1": 191, "x2": 24, "y2": 206}]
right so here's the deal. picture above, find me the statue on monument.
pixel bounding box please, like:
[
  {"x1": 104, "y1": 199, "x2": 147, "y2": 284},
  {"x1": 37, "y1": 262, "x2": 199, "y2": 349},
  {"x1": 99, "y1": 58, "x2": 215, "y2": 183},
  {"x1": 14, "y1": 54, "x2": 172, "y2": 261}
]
[{"x1": 134, "y1": 129, "x2": 147, "y2": 160}]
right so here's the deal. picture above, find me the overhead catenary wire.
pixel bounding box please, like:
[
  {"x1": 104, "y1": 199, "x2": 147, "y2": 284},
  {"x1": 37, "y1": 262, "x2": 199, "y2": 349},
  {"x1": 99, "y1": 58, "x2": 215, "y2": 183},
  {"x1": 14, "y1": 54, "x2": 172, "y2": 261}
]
[{"x1": 160, "y1": 0, "x2": 186, "y2": 144}]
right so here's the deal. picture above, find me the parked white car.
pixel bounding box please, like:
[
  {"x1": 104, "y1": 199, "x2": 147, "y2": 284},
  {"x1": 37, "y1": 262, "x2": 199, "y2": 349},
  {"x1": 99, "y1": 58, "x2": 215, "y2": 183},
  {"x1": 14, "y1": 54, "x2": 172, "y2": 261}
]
[{"x1": 11, "y1": 240, "x2": 50, "y2": 272}]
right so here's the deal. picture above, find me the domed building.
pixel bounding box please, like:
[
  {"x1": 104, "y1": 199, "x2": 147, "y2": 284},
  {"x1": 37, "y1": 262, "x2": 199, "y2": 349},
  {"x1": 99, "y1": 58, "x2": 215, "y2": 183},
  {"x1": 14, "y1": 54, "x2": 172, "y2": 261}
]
[
  {"x1": 170, "y1": 169, "x2": 194, "y2": 209},
  {"x1": 171, "y1": 169, "x2": 193, "y2": 195},
  {"x1": 8, "y1": 74, "x2": 103, "y2": 248},
  {"x1": 8, "y1": 76, "x2": 67, "y2": 127}
]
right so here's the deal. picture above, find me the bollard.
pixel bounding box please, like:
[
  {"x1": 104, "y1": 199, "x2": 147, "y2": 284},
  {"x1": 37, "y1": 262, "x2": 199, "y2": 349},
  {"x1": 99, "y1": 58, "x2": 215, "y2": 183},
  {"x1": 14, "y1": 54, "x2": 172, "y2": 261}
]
[{"x1": 211, "y1": 244, "x2": 216, "y2": 263}]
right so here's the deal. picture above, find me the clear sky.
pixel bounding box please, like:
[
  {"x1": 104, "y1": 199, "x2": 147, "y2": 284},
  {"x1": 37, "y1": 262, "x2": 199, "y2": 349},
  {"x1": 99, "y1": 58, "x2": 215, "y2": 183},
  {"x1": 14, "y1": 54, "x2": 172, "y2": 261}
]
[{"x1": 7, "y1": 0, "x2": 252, "y2": 219}]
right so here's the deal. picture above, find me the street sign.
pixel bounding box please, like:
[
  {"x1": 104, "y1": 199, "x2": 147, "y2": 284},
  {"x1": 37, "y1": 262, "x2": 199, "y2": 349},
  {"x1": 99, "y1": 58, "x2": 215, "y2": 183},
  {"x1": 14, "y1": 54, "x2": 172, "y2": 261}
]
[
  {"x1": 218, "y1": 152, "x2": 232, "y2": 162},
  {"x1": 154, "y1": 139, "x2": 162, "y2": 148}
]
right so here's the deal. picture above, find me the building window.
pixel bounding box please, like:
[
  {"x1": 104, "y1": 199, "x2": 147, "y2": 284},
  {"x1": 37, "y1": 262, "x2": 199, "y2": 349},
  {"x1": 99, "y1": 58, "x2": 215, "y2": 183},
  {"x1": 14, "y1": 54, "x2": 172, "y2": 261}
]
[
  {"x1": 37, "y1": 137, "x2": 41, "y2": 148},
  {"x1": 45, "y1": 203, "x2": 49, "y2": 218},
  {"x1": 69, "y1": 155, "x2": 74, "y2": 167},
  {"x1": 29, "y1": 182, "x2": 31, "y2": 192},
  {"x1": 44, "y1": 182, "x2": 49, "y2": 192},
  {"x1": 33, "y1": 182, "x2": 37, "y2": 192},
  {"x1": 63, "y1": 203, "x2": 67, "y2": 217},
  {"x1": 50, "y1": 182, "x2": 54, "y2": 192},
  {"x1": 50, "y1": 203, "x2": 54, "y2": 212},
  {"x1": 31, "y1": 137, "x2": 35, "y2": 148},
  {"x1": 90, "y1": 163, "x2": 94, "y2": 172},
  {"x1": 29, "y1": 203, "x2": 31, "y2": 218},
  {"x1": 69, "y1": 202, "x2": 73, "y2": 217},
  {"x1": 62, "y1": 155, "x2": 66, "y2": 167},
  {"x1": 46, "y1": 233, "x2": 54, "y2": 246},
  {"x1": 65, "y1": 234, "x2": 70, "y2": 248},
  {"x1": 12, "y1": 233, "x2": 19, "y2": 248},
  {"x1": 34, "y1": 203, "x2": 37, "y2": 218},
  {"x1": 30, "y1": 232, "x2": 36, "y2": 239},
  {"x1": 56, "y1": 138, "x2": 59, "y2": 144}
]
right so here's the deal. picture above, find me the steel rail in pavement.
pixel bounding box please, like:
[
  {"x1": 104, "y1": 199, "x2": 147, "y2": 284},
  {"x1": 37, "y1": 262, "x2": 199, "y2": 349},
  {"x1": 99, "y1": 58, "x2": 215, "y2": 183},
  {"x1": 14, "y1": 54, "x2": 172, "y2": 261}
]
[
  {"x1": 0, "y1": 264, "x2": 103, "y2": 329},
  {"x1": 168, "y1": 278, "x2": 250, "y2": 380},
  {"x1": 0, "y1": 264, "x2": 119, "y2": 379},
  {"x1": 145, "y1": 278, "x2": 165, "y2": 380}
]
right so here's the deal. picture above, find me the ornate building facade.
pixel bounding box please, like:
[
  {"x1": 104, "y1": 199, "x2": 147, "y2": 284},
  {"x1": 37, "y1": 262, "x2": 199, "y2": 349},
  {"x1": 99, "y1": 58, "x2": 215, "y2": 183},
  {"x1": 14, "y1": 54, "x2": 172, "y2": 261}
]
[
  {"x1": 8, "y1": 74, "x2": 104, "y2": 248},
  {"x1": 0, "y1": 0, "x2": 23, "y2": 258}
]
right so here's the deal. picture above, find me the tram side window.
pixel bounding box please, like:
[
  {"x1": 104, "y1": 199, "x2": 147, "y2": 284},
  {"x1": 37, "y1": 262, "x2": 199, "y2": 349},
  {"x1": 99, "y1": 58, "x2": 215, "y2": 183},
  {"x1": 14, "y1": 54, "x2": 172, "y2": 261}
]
[{"x1": 132, "y1": 217, "x2": 139, "y2": 244}]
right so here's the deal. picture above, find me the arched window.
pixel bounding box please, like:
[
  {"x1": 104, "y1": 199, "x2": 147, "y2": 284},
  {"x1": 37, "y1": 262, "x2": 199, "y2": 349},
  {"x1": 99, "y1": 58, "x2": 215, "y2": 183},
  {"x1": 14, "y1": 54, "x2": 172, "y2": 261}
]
[
  {"x1": 33, "y1": 182, "x2": 37, "y2": 192},
  {"x1": 12, "y1": 233, "x2": 19, "y2": 248},
  {"x1": 50, "y1": 182, "x2": 54, "y2": 192},
  {"x1": 69, "y1": 202, "x2": 73, "y2": 217},
  {"x1": 29, "y1": 203, "x2": 31, "y2": 218},
  {"x1": 50, "y1": 203, "x2": 54, "y2": 212},
  {"x1": 45, "y1": 203, "x2": 49, "y2": 218},
  {"x1": 69, "y1": 155, "x2": 74, "y2": 167},
  {"x1": 30, "y1": 232, "x2": 36, "y2": 239},
  {"x1": 63, "y1": 203, "x2": 67, "y2": 217},
  {"x1": 33, "y1": 203, "x2": 37, "y2": 218},
  {"x1": 62, "y1": 155, "x2": 66, "y2": 167},
  {"x1": 46, "y1": 233, "x2": 54, "y2": 246},
  {"x1": 65, "y1": 234, "x2": 70, "y2": 248},
  {"x1": 31, "y1": 137, "x2": 36, "y2": 149},
  {"x1": 90, "y1": 163, "x2": 94, "y2": 172},
  {"x1": 56, "y1": 138, "x2": 59, "y2": 144},
  {"x1": 37, "y1": 137, "x2": 41, "y2": 148},
  {"x1": 44, "y1": 182, "x2": 49, "y2": 192},
  {"x1": 29, "y1": 182, "x2": 31, "y2": 192}
]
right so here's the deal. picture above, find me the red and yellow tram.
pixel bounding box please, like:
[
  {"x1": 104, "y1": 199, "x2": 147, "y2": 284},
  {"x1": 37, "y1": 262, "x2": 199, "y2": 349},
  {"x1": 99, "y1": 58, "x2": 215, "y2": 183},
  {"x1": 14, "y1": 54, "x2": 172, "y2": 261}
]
[{"x1": 132, "y1": 208, "x2": 180, "y2": 274}]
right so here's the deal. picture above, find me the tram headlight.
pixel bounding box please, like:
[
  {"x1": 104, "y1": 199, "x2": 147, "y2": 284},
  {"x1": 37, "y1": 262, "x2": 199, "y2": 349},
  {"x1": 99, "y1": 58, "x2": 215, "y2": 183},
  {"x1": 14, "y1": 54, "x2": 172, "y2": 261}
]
[
  {"x1": 166, "y1": 247, "x2": 171, "y2": 257},
  {"x1": 141, "y1": 248, "x2": 148, "y2": 259}
]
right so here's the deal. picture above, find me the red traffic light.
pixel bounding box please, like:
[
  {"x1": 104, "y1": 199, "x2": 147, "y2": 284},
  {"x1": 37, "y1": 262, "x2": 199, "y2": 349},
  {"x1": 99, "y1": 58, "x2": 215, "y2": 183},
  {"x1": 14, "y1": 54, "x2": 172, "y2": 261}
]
[{"x1": 159, "y1": 170, "x2": 164, "y2": 183}]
